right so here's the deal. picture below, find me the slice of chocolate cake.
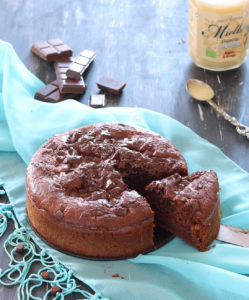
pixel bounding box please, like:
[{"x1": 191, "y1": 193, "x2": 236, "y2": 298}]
[{"x1": 145, "y1": 170, "x2": 221, "y2": 251}]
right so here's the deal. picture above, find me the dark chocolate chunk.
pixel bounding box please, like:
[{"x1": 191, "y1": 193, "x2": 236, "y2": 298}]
[
  {"x1": 16, "y1": 244, "x2": 24, "y2": 253},
  {"x1": 66, "y1": 49, "x2": 96, "y2": 80},
  {"x1": 31, "y1": 39, "x2": 73, "y2": 62},
  {"x1": 35, "y1": 81, "x2": 79, "y2": 103},
  {"x1": 51, "y1": 285, "x2": 62, "y2": 296},
  {"x1": 89, "y1": 94, "x2": 107, "y2": 108},
  {"x1": 96, "y1": 76, "x2": 126, "y2": 95},
  {"x1": 55, "y1": 59, "x2": 86, "y2": 94},
  {"x1": 41, "y1": 271, "x2": 50, "y2": 280}
]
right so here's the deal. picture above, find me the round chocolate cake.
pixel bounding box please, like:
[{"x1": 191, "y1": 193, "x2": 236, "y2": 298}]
[{"x1": 26, "y1": 123, "x2": 188, "y2": 258}]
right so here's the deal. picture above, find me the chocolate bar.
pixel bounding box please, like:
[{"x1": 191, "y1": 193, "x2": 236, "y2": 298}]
[
  {"x1": 96, "y1": 76, "x2": 126, "y2": 95},
  {"x1": 31, "y1": 39, "x2": 73, "y2": 62},
  {"x1": 35, "y1": 81, "x2": 79, "y2": 103},
  {"x1": 55, "y1": 59, "x2": 86, "y2": 94},
  {"x1": 66, "y1": 50, "x2": 96, "y2": 80},
  {"x1": 89, "y1": 94, "x2": 107, "y2": 108}
]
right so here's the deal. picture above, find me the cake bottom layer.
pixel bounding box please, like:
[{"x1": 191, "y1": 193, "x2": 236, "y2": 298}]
[{"x1": 26, "y1": 195, "x2": 155, "y2": 259}]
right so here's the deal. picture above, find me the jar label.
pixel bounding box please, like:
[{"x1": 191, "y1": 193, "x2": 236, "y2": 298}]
[{"x1": 189, "y1": 2, "x2": 249, "y2": 63}]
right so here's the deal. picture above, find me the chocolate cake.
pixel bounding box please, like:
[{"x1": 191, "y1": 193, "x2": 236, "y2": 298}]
[
  {"x1": 26, "y1": 123, "x2": 188, "y2": 259},
  {"x1": 145, "y1": 171, "x2": 221, "y2": 251}
]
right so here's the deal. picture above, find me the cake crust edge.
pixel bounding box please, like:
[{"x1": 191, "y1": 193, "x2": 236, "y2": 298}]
[{"x1": 26, "y1": 194, "x2": 155, "y2": 259}]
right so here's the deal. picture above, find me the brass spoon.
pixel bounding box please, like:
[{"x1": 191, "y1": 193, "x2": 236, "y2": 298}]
[{"x1": 186, "y1": 79, "x2": 249, "y2": 139}]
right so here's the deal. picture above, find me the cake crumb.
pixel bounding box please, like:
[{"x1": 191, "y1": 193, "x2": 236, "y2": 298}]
[
  {"x1": 121, "y1": 276, "x2": 125, "y2": 279},
  {"x1": 112, "y1": 273, "x2": 120, "y2": 278},
  {"x1": 212, "y1": 244, "x2": 216, "y2": 248}
]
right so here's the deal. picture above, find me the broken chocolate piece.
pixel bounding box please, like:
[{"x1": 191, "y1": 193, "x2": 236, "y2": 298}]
[
  {"x1": 16, "y1": 244, "x2": 24, "y2": 253},
  {"x1": 89, "y1": 94, "x2": 107, "y2": 108},
  {"x1": 51, "y1": 286, "x2": 62, "y2": 295},
  {"x1": 35, "y1": 81, "x2": 79, "y2": 103},
  {"x1": 66, "y1": 49, "x2": 96, "y2": 80},
  {"x1": 96, "y1": 76, "x2": 126, "y2": 95},
  {"x1": 31, "y1": 39, "x2": 72, "y2": 62},
  {"x1": 41, "y1": 271, "x2": 50, "y2": 280},
  {"x1": 55, "y1": 59, "x2": 86, "y2": 94}
]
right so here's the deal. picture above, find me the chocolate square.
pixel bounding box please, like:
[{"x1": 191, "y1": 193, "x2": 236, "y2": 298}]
[
  {"x1": 89, "y1": 94, "x2": 107, "y2": 108},
  {"x1": 96, "y1": 76, "x2": 126, "y2": 95}
]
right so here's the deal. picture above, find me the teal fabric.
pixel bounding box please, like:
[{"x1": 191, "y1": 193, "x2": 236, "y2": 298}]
[{"x1": 1, "y1": 41, "x2": 249, "y2": 300}]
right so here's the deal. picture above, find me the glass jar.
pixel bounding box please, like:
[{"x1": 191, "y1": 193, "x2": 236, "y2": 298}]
[{"x1": 189, "y1": 0, "x2": 249, "y2": 71}]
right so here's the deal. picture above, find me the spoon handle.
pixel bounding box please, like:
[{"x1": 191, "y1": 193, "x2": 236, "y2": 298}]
[{"x1": 208, "y1": 100, "x2": 249, "y2": 140}]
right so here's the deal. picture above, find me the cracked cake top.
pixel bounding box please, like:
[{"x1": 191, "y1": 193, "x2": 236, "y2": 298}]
[{"x1": 26, "y1": 123, "x2": 188, "y2": 230}]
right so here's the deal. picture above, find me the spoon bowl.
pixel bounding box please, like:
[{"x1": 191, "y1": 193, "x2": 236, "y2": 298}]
[{"x1": 186, "y1": 79, "x2": 214, "y2": 102}]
